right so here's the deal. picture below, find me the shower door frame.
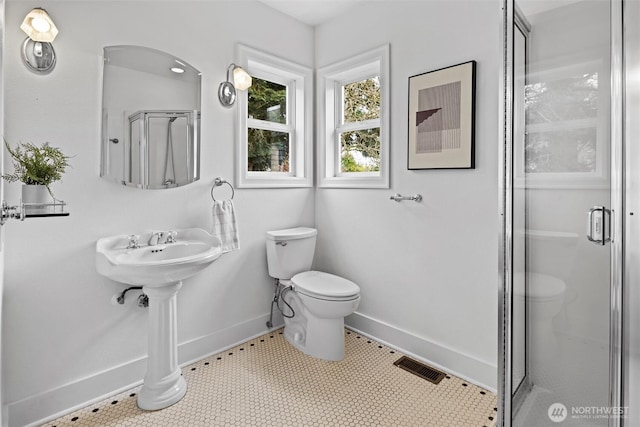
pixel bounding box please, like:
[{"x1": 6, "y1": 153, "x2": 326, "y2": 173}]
[{"x1": 498, "y1": 1, "x2": 625, "y2": 426}]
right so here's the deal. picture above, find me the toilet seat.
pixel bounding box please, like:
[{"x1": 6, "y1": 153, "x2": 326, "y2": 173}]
[{"x1": 292, "y1": 271, "x2": 360, "y2": 301}]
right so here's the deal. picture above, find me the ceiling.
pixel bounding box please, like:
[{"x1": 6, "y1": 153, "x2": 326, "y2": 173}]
[
  {"x1": 257, "y1": 0, "x2": 366, "y2": 26},
  {"x1": 6, "y1": 0, "x2": 365, "y2": 28},
  {"x1": 258, "y1": 0, "x2": 584, "y2": 27},
  {"x1": 7, "y1": 0, "x2": 584, "y2": 28},
  {"x1": 517, "y1": 0, "x2": 582, "y2": 16}
]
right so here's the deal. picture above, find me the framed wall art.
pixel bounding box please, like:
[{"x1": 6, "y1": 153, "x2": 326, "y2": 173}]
[{"x1": 408, "y1": 61, "x2": 476, "y2": 170}]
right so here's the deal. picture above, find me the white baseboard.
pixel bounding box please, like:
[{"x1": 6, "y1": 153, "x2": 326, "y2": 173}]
[
  {"x1": 345, "y1": 311, "x2": 497, "y2": 392},
  {"x1": 8, "y1": 314, "x2": 282, "y2": 427}
]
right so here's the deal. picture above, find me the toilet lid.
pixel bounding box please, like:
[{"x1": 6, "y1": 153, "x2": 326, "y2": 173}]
[
  {"x1": 292, "y1": 271, "x2": 360, "y2": 299},
  {"x1": 266, "y1": 227, "x2": 317, "y2": 241}
]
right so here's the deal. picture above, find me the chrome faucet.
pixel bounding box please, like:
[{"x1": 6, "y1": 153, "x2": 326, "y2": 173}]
[
  {"x1": 148, "y1": 231, "x2": 165, "y2": 246},
  {"x1": 126, "y1": 234, "x2": 140, "y2": 249},
  {"x1": 165, "y1": 230, "x2": 177, "y2": 243}
]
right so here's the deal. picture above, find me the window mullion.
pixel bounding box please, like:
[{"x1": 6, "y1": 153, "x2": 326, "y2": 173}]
[
  {"x1": 336, "y1": 119, "x2": 380, "y2": 133},
  {"x1": 247, "y1": 118, "x2": 292, "y2": 133}
]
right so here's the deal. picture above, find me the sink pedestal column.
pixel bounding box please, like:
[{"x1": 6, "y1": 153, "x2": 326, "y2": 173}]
[{"x1": 138, "y1": 281, "x2": 187, "y2": 410}]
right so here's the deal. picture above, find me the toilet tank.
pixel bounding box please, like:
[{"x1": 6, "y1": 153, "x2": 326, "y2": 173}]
[
  {"x1": 265, "y1": 227, "x2": 317, "y2": 280},
  {"x1": 525, "y1": 229, "x2": 579, "y2": 280}
]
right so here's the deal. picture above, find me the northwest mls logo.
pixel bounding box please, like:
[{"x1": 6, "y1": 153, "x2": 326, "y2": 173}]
[
  {"x1": 548, "y1": 403, "x2": 629, "y2": 422},
  {"x1": 548, "y1": 403, "x2": 568, "y2": 423}
]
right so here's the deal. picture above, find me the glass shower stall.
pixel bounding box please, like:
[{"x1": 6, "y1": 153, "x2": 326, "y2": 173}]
[
  {"x1": 125, "y1": 110, "x2": 199, "y2": 189},
  {"x1": 500, "y1": 0, "x2": 639, "y2": 426}
]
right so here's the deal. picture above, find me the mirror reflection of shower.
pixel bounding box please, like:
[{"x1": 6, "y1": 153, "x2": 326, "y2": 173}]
[{"x1": 126, "y1": 110, "x2": 200, "y2": 189}]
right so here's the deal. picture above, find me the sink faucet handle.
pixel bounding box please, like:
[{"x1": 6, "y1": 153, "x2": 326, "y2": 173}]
[
  {"x1": 126, "y1": 234, "x2": 140, "y2": 249},
  {"x1": 165, "y1": 230, "x2": 177, "y2": 243}
]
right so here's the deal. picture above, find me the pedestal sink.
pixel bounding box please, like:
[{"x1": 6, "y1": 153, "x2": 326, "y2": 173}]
[{"x1": 96, "y1": 228, "x2": 222, "y2": 410}]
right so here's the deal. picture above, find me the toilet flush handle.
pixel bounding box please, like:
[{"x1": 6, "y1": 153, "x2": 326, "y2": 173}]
[{"x1": 276, "y1": 241, "x2": 288, "y2": 247}]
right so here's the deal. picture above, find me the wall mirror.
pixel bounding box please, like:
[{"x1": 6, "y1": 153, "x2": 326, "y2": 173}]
[{"x1": 101, "y1": 45, "x2": 201, "y2": 189}]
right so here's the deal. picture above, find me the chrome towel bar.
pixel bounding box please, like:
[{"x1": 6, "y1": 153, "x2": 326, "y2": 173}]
[{"x1": 390, "y1": 193, "x2": 422, "y2": 203}]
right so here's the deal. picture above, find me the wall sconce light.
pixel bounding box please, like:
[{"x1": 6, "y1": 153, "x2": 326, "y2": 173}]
[
  {"x1": 218, "y1": 63, "x2": 252, "y2": 107},
  {"x1": 20, "y1": 8, "x2": 59, "y2": 74}
]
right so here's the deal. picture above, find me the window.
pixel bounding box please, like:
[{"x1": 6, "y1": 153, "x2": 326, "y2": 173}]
[
  {"x1": 237, "y1": 45, "x2": 313, "y2": 188},
  {"x1": 247, "y1": 78, "x2": 289, "y2": 173},
  {"x1": 317, "y1": 45, "x2": 389, "y2": 188},
  {"x1": 340, "y1": 78, "x2": 381, "y2": 173}
]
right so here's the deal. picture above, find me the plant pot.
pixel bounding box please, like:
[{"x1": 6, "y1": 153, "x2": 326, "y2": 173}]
[{"x1": 21, "y1": 184, "x2": 52, "y2": 206}]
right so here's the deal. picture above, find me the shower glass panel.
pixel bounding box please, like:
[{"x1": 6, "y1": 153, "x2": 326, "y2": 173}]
[{"x1": 507, "y1": 1, "x2": 615, "y2": 425}]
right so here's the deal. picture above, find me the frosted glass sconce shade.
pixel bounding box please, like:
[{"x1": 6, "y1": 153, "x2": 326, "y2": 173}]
[
  {"x1": 233, "y1": 67, "x2": 252, "y2": 90},
  {"x1": 20, "y1": 8, "x2": 58, "y2": 42},
  {"x1": 218, "y1": 63, "x2": 252, "y2": 107}
]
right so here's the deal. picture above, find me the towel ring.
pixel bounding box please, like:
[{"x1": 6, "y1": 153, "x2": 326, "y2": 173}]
[{"x1": 211, "y1": 177, "x2": 235, "y2": 201}]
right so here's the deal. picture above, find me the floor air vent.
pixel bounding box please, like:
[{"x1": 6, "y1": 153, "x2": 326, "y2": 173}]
[{"x1": 393, "y1": 356, "x2": 446, "y2": 385}]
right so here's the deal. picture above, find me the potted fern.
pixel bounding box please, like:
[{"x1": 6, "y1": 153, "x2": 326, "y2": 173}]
[{"x1": 2, "y1": 140, "x2": 71, "y2": 204}]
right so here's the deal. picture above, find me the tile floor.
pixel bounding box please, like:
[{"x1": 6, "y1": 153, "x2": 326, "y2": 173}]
[{"x1": 43, "y1": 329, "x2": 497, "y2": 426}]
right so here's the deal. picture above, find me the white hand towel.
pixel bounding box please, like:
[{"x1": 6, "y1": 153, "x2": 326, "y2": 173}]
[{"x1": 212, "y1": 200, "x2": 240, "y2": 253}]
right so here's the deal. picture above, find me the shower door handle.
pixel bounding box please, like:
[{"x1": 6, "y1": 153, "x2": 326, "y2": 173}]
[{"x1": 587, "y1": 205, "x2": 611, "y2": 245}]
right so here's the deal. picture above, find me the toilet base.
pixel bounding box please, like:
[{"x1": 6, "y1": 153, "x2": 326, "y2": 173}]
[
  {"x1": 284, "y1": 316, "x2": 344, "y2": 362},
  {"x1": 285, "y1": 316, "x2": 346, "y2": 361}
]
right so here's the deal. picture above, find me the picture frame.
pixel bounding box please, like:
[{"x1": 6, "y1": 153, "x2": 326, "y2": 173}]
[{"x1": 408, "y1": 61, "x2": 476, "y2": 170}]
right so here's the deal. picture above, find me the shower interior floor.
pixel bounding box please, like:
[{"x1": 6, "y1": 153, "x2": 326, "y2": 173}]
[
  {"x1": 513, "y1": 385, "x2": 607, "y2": 427},
  {"x1": 42, "y1": 328, "x2": 497, "y2": 427}
]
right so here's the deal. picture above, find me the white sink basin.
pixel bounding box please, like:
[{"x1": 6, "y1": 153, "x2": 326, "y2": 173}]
[
  {"x1": 96, "y1": 228, "x2": 222, "y2": 286},
  {"x1": 95, "y1": 227, "x2": 223, "y2": 411}
]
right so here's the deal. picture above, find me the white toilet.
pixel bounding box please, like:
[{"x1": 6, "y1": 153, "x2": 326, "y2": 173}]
[
  {"x1": 521, "y1": 229, "x2": 578, "y2": 323},
  {"x1": 265, "y1": 227, "x2": 360, "y2": 361}
]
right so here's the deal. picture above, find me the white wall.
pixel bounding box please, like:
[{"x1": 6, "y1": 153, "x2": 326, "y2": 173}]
[
  {"x1": 314, "y1": 0, "x2": 499, "y2": 389},
  {"x1": 2, "y1": 2, "x2": 314, "y2": 425}
]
